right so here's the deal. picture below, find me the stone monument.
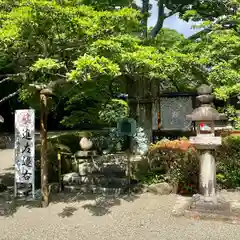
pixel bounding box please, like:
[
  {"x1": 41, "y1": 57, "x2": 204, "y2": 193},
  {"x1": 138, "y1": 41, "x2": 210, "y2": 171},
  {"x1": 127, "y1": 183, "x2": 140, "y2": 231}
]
[
  {"x1": 186, "y1": 84, "x2": 225, "y2": 203},
  {"x1": 174, "y1": 84, "x2": 237, "y2": 220}
]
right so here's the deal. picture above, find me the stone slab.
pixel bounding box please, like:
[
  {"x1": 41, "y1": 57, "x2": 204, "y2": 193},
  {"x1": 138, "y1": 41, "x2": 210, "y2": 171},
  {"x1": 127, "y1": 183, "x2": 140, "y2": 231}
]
[
  {"x1": 17, "y1": 188, "x2": 31, "y2": 197},
  {"x1": 189, "y1": 136, "x2": 221, "y2": 149},
  {"x1": 172, "y1": 194, "x2": 240, "y2": 224},
  {"x1": 63, "y1": 185, "x2": 124, "y2": 195},
  {"x1": 190, "y1": 198, "x2": 231, "y2": 214},
  {"x1": 75, "y1": 151, "x2": 97, "y2": 157}
]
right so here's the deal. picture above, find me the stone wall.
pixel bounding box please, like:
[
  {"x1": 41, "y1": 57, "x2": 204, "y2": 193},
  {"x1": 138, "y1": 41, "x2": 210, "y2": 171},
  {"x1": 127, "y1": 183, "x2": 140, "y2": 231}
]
[{"x1": 63, "y1": 152, "x2": 136, "y2": 192}]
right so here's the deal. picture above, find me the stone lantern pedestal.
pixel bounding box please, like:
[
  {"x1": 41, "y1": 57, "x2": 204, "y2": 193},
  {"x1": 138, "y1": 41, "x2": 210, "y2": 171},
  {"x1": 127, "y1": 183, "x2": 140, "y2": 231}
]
[{"x1": 189, "y1": 135, "x2": 221, "y2": 203}]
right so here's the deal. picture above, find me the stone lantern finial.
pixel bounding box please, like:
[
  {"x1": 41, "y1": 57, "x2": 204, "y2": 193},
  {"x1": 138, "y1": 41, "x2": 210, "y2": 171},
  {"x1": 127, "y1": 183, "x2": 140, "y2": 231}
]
[
  {"x1": 197, "y1": 84, "x2": 212, "y2": 95},
  {"x1": 186, "y1": 84, "x2": 223, "y2": 121},
  {"x1": 196, "y1": 85, "x2": 214, "y2": 106}
]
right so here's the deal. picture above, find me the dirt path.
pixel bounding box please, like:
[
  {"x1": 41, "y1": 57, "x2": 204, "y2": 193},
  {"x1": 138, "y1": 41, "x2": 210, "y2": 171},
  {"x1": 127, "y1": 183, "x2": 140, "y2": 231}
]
[{"x1": 0, "y1": 193, "x2": 240, "y2": 240}]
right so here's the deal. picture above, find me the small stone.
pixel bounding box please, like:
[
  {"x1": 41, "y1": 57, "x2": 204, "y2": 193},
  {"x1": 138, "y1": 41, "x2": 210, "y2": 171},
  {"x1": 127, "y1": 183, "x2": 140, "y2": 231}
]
[
  {"x1": 192, "y1": 194, "x2": 201, "y2": 202},
  {"x1": 147, "y1": 182, "x2": 173, "y2": 195},
  {"x1": 79, "y1": 137, "x2": 93, "y2": 151}
]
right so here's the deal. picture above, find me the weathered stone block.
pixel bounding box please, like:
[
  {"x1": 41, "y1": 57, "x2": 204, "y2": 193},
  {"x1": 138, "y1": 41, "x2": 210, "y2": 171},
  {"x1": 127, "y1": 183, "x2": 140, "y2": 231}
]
[
  {"x1": 62, "y1": 172, "x2": 81, "y2": 185},
  {"x1": 147, "y1": 182, "x2": 173, "y2": 195}
]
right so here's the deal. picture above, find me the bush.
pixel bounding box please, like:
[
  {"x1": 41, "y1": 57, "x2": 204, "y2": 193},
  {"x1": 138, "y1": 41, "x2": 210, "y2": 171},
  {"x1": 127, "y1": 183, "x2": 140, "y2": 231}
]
[
  {"x1": 134, "y1": 138, "x2": 198, "y2": 193},
  {"x1": 216, "y1": 136, "x2": 240, "y2": 189},
  {"x1": 135, "y1": 136, "x2": 240, "y2": 193}
]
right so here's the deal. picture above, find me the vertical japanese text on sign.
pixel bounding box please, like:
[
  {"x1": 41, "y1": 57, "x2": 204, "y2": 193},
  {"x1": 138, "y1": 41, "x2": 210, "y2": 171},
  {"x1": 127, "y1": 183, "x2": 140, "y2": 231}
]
[{"x1": 14, "y1": 110, "x2": 35, "y2": 184}]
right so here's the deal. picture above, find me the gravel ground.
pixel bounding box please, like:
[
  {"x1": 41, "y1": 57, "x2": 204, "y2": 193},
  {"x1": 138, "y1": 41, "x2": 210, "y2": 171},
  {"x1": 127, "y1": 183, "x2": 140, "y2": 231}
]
[{"x1": 1, "y1": 149, "x2": 240, "y2": 240}]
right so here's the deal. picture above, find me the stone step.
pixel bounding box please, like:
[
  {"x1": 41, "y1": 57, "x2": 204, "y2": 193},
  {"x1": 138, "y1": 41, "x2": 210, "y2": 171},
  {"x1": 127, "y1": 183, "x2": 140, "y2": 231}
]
[{"x1": 63, "y1": 184, "x2": 126, "y2": 195}]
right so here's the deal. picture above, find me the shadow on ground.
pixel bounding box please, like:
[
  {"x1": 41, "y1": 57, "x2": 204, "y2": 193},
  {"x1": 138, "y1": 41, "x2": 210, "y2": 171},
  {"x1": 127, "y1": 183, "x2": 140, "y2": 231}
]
[
  {"x1": 0, "y1": 192, "x2": 141, "y2": 218},
  {"x1": 0, "y1": 170, "x2": 143, "y2": 218},
  {"x1": 0, "y1": 172, "x2": 14, "y2": 187},
  {"x1": 51, "y1": 188, "x2": 141, "y2": 217},
  {"x1": 58, "y1": 206, "x2": 78, "y2": 218}
]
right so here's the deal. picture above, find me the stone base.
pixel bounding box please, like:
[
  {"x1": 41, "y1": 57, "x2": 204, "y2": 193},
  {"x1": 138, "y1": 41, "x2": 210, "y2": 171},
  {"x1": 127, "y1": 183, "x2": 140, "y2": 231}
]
[
  {"x1": 63, "y1": 184, "x2": 124, "y2": 195},
  {"x1": 173, "y1": 194, "x2": 240, "y2": 224},
  {"x1": 75, "y1": 151, "x2": 97, "y2": 157},
  {"x1": 191, "y1": 194, "x2": 230, "y2": 213}
]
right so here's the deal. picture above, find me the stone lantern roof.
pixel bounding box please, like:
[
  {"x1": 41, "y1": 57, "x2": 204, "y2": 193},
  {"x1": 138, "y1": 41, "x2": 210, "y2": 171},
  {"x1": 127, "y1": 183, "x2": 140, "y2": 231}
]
[{"x1": 186, "y1": 84, "x2": 226, "y2": 121}]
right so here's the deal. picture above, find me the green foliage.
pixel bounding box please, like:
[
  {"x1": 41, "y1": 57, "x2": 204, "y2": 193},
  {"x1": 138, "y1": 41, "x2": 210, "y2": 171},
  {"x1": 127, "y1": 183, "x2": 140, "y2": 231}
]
[
  {"x1": 1, "y1": 0, "x2": 239, "y2": 128},
  {"x1": 68, "y1": 55, "x2": 120, "y2": 82},
  {"x1": 81, "y1": 0, "x2": 134, "y2": 10},
  {"x1": 49, "y1": 132, "x2": 80, "y2": 153},
  {"x1": 179, "y1": 0, "x2": 240, "y2": 102},
  {"x1": 0, "y1": 0, "x2": 143, "y2": 125},
  {"x1": 139, "y1": 136, "x2": 240, "y2": 191},
  {"x1": 30, "y1": 58, "x2": 63, "y2": 72},
  {"x1": 138, "y1": 171, "x2": 165, "y2": 185},
  {"x1": 99, "y1": 99, "x2": 128, "y2": 125},
  {"x1": 179, "y1": 0, "x2": 238, "y2": 22},
  {"x1": 218, "y1": 105, "x2": 240, "y2": 129},
  {"x1": 181, "y1": 29, "x2": 240, "y2": 99},
  {"x1": 146, "y1": 28, "x2": 184, "y2": 50},
  {"x1": 0, "y1": 0, "x2": 141, "y2": 100},
  {"x1": 216, "y1": 136, "x2": 240, "y2": 189},
  {"x1": 140, "y1": 138, "x2": 199, "y2": 189}
]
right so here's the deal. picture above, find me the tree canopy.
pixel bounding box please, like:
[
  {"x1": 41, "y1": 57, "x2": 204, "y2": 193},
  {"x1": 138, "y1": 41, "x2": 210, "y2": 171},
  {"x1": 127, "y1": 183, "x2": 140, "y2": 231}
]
[{"x1": 0, "y1": 0, "x2": 239, "y2": 128}]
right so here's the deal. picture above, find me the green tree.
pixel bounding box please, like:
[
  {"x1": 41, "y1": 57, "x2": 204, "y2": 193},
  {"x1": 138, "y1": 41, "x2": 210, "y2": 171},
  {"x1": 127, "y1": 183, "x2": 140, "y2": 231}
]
[
  {"x1": 0, "y1": 0, "x2": 141, "y2": 119},
  {"x1": 0, "y1": 0, "x2": 208, "y2": 137},
  {"x1": 179, "y1": 0, "x2": 240, "y2": 100}
]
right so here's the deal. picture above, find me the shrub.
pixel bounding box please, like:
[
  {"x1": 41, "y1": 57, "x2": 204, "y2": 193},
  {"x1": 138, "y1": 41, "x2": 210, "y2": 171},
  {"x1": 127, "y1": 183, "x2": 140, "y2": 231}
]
[
  {"x1": 216, "y1": 136, "x2": 240, "y2": 189},
  {"x1": 136, "y1": 135, "x2": 240, "y2": 193},
  {"x1": 135, "y1": 138, "x2": 198, "y2": 193}
]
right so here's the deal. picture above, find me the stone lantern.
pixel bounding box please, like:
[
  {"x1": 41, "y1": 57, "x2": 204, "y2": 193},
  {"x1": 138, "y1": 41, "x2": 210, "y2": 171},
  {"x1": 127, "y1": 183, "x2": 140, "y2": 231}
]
[{"x1": 186, "y1": 84, "x2": 226, "y2": 203}]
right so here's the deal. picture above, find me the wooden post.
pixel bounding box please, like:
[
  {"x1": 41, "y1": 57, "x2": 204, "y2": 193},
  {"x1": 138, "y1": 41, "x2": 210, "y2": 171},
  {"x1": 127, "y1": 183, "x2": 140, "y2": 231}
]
[
  {"x1": 40, "y1": 90, "x2": 50, "y2": 207},
  {"x1": 57, "y1": 151, "x2": 62, "y2": 192},
  {"x1": 126, "y1": 135, "x2": 133, "y2": 195}
]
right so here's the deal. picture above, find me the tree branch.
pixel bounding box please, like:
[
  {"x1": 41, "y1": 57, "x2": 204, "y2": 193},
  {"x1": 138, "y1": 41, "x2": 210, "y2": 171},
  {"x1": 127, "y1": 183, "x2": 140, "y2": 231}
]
[
  {"x1": 0, "y1": 90, "x2": 20, "y2": 104},
  {"x1": 187, "y1": 16, "x2": 233, "y2": 40},
  {"x1": 141, "y1": 0, "x2": 150, "y2": 38},
  {"x1": 188, "y1": 28, "x2": 212, "y2": 40},
  {"x1": 0, "y1": 73, "x2": 25, "y2": 78},
  {"x1": 0, "y1": 77, "x2": 10, "y2": 84},
  {"x1": 150, "y1": 2, "x2": 187, "y2": 38}
]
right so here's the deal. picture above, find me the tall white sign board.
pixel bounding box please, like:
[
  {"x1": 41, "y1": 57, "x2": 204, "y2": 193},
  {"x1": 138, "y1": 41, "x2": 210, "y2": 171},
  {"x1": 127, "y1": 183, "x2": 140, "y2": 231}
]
[{"x1": 14, "y1": 109, "x2": 35, "y2": 198}]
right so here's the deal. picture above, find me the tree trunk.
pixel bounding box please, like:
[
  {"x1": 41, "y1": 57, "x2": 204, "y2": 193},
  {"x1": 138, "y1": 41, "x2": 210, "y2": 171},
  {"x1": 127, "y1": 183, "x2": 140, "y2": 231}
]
[
  {"x1": 141, "y1": 0, "x2": 150, "y2": 38},
  {"x1": 150, "y1": 0, "x2": 165, "y2": 38},
  {"x1": 127, "y1": 76, "x2": 153, "y2": 144},
  {"x1": 40, "y1": 92, "x2": 49, "y2": 207}
]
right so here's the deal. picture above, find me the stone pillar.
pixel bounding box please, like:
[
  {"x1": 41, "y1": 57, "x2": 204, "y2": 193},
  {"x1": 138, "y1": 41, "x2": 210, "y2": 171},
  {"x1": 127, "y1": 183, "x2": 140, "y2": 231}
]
[{"x1": 199, "y1": 150, "x2": 217, "y2": 202}]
